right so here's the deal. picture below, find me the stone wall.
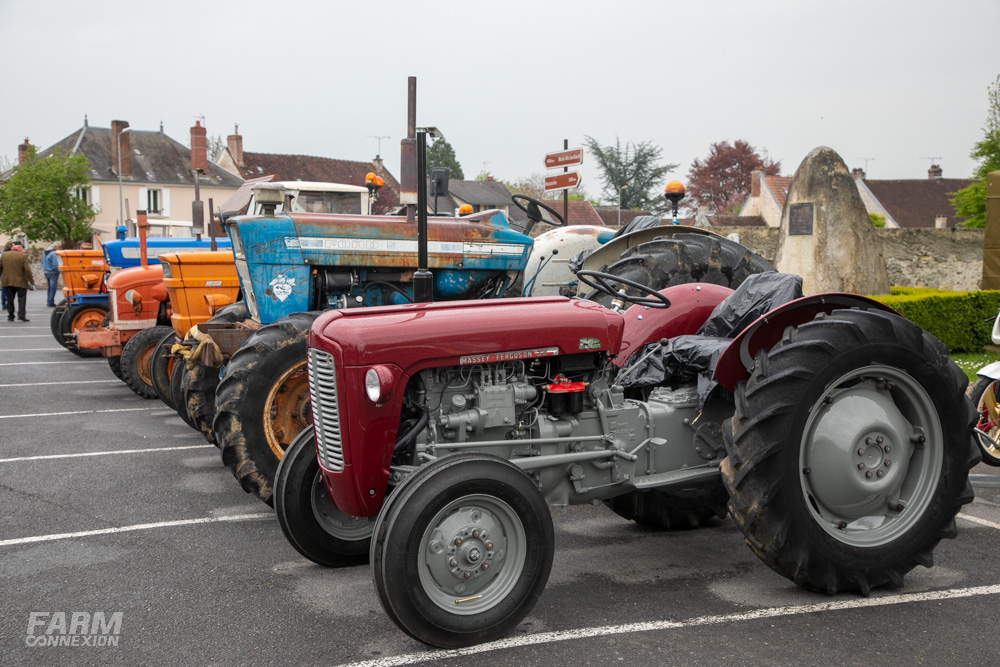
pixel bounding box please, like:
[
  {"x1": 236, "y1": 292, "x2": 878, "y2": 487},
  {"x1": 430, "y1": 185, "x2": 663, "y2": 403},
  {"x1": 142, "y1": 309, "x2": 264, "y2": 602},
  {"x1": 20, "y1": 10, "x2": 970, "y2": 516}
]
[{"x1": 714, "y1": 226, "x2": 985, "y2": 293}]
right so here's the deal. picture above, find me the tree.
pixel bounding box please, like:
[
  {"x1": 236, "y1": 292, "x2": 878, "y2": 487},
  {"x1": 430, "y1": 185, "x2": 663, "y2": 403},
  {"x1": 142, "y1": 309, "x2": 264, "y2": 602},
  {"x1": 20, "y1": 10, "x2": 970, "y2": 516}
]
[
  {"x1": 426, "y1": 136, "x2": 464, "y2": 180},
  {"x1": 583, "y1": 136, "x2": 677, "y2": 213},
  {"x1": 686, "y1": 140, "x2": 782, "y2": 215},
  {"x1": 952, "y1": 75, "x2": 1000, "y2": 228},
  {"x1": 0, "y1": 145, "x2": 95, "y2": 245},
  {"x1": 208, "y1": 134, "x2": 225, "y2": 163}
]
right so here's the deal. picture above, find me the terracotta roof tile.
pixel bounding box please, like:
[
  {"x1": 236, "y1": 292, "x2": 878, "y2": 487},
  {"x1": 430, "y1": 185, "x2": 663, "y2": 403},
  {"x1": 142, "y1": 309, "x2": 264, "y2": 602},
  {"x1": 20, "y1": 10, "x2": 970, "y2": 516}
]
[{"x1": 764, "y1": 176, "x2": 792, "y2": 208}]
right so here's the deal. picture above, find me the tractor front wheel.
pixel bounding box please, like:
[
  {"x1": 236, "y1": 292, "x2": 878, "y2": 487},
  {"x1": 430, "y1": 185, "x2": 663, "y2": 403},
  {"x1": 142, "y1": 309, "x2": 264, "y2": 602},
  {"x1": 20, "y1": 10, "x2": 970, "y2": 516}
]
[
  {"x1": 121, "y1": 326, "x2": 174, "y2": 399},
  {"x1": 274, "y1": 426, "x2": 375, "y2": 566},
  {"x1": 59, "y1": 303, "x2": 108, "y2": 357},
  {"x1": 216, "y1": 312, "x2": 319, "y2": 505},
  {"x1": 721, "y1": 309, "x2": 978, "y2": 595},
  {"x1": 969, "y1": 377, "x2": 1000, "y2": 467},
  {"x1": 50, "y1": 300, "x2": 68, "y2": 347},
  {"x1": 372, "y1": 454, "x2": 554, "y2": 648},
  {"x1": 150, "y1": 330, "x2": 179, "y2": 408}
]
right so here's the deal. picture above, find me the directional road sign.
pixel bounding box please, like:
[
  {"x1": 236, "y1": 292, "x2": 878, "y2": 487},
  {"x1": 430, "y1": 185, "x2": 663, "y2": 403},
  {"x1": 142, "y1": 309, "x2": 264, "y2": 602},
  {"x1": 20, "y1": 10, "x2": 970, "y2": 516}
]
[
  {"x1": 543, "y1": 171, "x2": 581, "y2": 192},
  {"x1": 544, "y1": 148, "x2": 584, "y2": 170}
]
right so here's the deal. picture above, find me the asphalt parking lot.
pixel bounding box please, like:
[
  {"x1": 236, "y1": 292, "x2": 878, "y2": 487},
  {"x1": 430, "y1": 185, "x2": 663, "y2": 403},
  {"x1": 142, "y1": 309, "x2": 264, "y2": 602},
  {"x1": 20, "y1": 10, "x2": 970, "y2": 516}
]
[{"x1": 3, "y1": 294, "x2": 1000, "y2": 666}]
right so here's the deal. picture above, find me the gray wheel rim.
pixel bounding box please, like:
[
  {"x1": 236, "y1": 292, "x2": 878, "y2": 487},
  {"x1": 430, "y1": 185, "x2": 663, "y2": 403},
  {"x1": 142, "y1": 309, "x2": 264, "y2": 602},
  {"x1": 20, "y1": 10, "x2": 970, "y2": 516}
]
[
  {"x1": 417, "y1": 494, "x2": 526, "y2": 615},
  {"x1": 800, "y1": 364, "x2": 943, "y2": 547},
  {"x1": 973, "y1": 380, "x2": 1000, "y2": 463},
  {"x1": 309, "y1": 471, "x2": 375, "y2": 541}
]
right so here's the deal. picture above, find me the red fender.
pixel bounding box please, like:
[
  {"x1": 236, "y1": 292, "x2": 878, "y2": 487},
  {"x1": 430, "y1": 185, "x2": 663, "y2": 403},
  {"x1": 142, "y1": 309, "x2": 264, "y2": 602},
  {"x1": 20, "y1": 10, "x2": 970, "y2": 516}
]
[{"x1": 713, "y1": 293, "x2": 899, "y2": 391}]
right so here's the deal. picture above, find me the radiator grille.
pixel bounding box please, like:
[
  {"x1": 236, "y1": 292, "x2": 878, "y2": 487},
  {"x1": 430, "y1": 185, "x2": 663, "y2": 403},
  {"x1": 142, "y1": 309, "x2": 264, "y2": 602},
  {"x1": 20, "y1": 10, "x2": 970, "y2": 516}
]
[{"x1": 308, "y1": 347, "x2": 344, "y2": 471}]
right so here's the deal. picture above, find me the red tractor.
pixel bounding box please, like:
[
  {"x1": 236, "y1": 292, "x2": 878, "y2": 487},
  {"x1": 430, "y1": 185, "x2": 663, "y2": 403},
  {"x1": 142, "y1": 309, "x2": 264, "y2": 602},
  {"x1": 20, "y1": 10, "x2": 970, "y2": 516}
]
[{"x1": 273, "y1": 269, "x2": 977, "y2": 648}]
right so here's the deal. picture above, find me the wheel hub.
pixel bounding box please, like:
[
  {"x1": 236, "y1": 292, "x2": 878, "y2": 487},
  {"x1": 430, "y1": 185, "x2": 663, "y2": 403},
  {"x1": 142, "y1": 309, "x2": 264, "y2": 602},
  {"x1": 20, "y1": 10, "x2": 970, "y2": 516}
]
[{"x1": 426, "y1": 507, "x2": 508, "y2": 595}]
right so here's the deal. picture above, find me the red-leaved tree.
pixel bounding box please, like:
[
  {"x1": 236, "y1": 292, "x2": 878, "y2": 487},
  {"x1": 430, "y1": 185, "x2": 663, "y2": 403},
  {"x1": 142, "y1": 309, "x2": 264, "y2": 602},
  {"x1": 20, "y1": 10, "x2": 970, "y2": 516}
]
[{"x1": 686, "y1": 140, "x2": 781, "y2": 214}]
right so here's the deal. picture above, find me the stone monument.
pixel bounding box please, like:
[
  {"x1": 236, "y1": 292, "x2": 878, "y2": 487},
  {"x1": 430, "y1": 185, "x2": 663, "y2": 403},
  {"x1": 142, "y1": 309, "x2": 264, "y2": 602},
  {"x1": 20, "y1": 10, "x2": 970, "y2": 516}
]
[{"x1": 774, "y1": 146, "x2": 890, "y2": 295}]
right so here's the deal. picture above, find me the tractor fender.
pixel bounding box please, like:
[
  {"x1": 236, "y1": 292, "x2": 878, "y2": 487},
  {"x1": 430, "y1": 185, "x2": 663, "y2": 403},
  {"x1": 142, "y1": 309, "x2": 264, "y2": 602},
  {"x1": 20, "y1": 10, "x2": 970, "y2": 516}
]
[
  {"x1": 522, "y1": 225, "x2": 614, "y2": 296},
  {"x1": 613, "y1": 283, "x2": 734, "y2": 368},
  {"x1": 714, "y1": 293, "x2": 899, "y2": 391},
  {"x1": 976, "y1": 361, "x2": 1000, "y2": 381}
]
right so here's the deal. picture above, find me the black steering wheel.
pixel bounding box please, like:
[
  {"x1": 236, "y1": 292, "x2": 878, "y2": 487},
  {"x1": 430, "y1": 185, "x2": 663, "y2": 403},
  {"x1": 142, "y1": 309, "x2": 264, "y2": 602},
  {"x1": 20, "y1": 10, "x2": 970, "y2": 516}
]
[
  {"x1": 576, "y1": 270, "x2": 671, "y2": 309},
  {"x1": 511, "y1": 194, "x2": 566, "y2": 235}
]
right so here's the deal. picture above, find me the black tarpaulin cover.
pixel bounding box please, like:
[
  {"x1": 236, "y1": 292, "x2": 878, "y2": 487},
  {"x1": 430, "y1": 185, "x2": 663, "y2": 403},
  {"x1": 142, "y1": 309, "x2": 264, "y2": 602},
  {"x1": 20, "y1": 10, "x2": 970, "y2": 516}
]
[{"x1": 616, "y1": 273, "x2": 803, "y2": 406}]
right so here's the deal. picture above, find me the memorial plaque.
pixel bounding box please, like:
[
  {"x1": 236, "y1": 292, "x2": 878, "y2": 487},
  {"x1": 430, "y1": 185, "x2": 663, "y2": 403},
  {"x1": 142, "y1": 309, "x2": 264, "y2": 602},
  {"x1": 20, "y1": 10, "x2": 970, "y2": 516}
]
[{"x1": 788, "y1": 203, "x2": 814, "y2": 236}]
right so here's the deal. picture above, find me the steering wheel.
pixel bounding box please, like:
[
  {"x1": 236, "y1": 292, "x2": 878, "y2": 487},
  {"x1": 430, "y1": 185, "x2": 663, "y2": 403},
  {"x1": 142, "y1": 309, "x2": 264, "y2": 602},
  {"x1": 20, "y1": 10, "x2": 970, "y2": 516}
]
[
  {"x1": 576, "y1": 270, "x2": 671, "y2": 309},
  {"x1": 511, "y1": 194, "x2": 566, "y2": 235}
]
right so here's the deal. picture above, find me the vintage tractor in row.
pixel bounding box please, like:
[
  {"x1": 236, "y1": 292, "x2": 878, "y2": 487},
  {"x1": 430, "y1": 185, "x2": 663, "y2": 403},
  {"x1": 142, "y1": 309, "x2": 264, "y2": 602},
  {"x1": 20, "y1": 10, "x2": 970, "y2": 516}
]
[
  {"x1": 272, "y1": 265, "x2": 978, "y2": 648},
  {"x1": 50, "y1": 247, "x2": 108, "y2": 357},
  {"x1": 66, "y1": 211, "x2": 230, "y2": 395},
  {"x1": 199, "y1": 181, "x2": 766, "y2": 507}
]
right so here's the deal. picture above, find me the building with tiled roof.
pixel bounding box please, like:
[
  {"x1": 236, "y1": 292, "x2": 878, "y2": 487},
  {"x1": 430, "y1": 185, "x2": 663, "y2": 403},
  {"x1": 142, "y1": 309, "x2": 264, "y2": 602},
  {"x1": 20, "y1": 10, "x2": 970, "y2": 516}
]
[
  {"x1": 10, "y1": 117, "x2": 244, "y2": 241},
  {"x1": 217, "y1": 128, "x2": 399, "y2": 214},
  {"x1": 853, "y1": 166, "x2": 973, "y2": 228},
  {"x1": 739, "y1": 171, "x2": 792, "y2": 227}
]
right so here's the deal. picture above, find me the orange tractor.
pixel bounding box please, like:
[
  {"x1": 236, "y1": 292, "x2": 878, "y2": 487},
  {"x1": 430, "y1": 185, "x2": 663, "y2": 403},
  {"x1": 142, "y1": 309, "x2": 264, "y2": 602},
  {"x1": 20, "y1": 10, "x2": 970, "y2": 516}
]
[{"x1": 50, "y1": 247, "x2": 109, "y2": 357}]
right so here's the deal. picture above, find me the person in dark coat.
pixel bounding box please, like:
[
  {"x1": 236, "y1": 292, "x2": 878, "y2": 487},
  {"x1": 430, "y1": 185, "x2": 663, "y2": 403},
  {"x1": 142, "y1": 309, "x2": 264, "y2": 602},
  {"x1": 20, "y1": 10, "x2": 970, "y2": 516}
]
[
  {"x1": 1, "y1": 241, "x2": 35, "y2": 322},
  {"x1": 0, "y1": 240, "x2": 11, "y2": 310}
]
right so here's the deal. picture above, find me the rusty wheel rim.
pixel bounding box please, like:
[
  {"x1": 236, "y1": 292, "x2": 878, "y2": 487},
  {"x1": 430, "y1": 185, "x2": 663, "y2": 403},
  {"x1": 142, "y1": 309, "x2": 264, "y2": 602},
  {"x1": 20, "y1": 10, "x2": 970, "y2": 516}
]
[
  {"x1": 73, "y1": 308, "x2": 106, "y2": 332},
  {"x1": 264, "y1": 360, "x2": 310, "y2": 460},
  {"x1": 136, "y1": 342, "x2": 157, "y2": 386}
]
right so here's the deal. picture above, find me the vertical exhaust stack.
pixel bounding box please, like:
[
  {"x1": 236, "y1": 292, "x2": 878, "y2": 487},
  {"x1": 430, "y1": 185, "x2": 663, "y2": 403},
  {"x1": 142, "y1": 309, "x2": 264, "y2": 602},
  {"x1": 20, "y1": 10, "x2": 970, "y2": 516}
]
[
  {"x1": 136, "y1": 210, "x2": 149, "y2": 267},
  {"x1": 191, "y1": 121, "x2": 207, "y2": 237},
  {"x1": 400, "y1": 77, "x2": 417, "y2": 222}
]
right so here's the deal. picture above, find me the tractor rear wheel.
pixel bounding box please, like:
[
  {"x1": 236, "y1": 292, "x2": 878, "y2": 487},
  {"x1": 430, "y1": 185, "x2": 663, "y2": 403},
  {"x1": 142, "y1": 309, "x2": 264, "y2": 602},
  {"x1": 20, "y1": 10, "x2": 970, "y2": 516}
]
[
  {"x1": 121, "y1": 325, "x2": 173, "y2": 399},
  {"x1": 150, "y1": 330, "x2": 178, "y2": 408},
  {"x1": 274, "y1": 426, "x2": 375, "y2": 566},
  {"x1": 59, "y1": 303, "x2": 108, "y2": 357},
  {"x1": 721, "y1": 309, "x2": 978, "y2": 595},
  {"x1": 216, "y1": 312, "x2": 319, "y2": 505},
  {"x1": 50, "y1": 300, "x2": 68, "y2": 347},
  {"x1": 604, "y1": 482, "x2": 729, "y2": 530},
  {"x1": 180, "y1": 302, "x2": 249, "y2": 444},
  {"x1": 583, "y1": 233, "x2": 774, "y2": 308}
]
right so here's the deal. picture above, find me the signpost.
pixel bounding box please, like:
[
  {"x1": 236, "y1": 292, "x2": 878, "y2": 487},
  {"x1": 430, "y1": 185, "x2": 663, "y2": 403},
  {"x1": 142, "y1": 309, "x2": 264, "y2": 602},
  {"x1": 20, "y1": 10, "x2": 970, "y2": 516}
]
[
  {"x1": 544, "y1": 141, "x2": 583, "y2": 224},
  {"x1": 543, "y1": 171, "x2": 581, "y2": 192}
]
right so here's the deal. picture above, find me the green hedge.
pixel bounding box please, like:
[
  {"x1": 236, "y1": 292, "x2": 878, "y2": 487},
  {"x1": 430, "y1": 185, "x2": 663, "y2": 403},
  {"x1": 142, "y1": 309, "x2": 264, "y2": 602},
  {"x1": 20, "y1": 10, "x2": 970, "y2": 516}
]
[{"x1": 871, "y1": 288, "x2": 1000, "y2": 353}]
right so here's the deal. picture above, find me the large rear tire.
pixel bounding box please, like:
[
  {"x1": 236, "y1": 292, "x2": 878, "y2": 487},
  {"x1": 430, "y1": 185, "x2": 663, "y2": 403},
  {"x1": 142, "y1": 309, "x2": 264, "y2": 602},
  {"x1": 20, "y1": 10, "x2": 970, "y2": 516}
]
[
  {"x1": 216, "y1": 312, "x2": 319, "y2": 505},
  {"x1": 170, "y1": 362, "x2": 197, "y2": 429},
  {"x1": 180, "y1": 302, "x2": 249, "y2": 444},
  {"x1": 372, "y1": 454, "x2": 554, "y2": 648},
  {"x1": 274, "y1": 426, "x2": 375, "y2": 566},
  {"x1": 721, "y1": 309, "x2": 978, "y2": 595},
  {"x1": 121, "y1": 325, "x2": 174, "y2": 399},
  {"x1": 584, "y1": 233, "x2": 774, "y2": 307},
  {"x1": 59, "y1": 303, "x2": 108, "y2": 357},
  {"x1": 968, "y1": 377, "x2": 1000, "y2": 467}
]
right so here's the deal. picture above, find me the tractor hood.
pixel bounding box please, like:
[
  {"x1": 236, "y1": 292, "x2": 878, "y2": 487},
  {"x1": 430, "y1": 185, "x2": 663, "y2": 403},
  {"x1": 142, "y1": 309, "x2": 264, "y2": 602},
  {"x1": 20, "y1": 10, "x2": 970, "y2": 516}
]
[{"x1": 310, "y1": 296, "x2": 625, "y2": 372}]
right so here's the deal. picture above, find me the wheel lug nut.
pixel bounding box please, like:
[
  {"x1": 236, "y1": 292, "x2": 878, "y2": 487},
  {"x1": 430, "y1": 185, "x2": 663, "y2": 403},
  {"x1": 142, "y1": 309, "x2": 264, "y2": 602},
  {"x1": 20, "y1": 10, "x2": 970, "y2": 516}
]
[
  {"x1": 802, "y1": 467, "x2": 811, "y2": 475},
  {"x1": 876, "y1": 469, "x2": 884, "y2": 477},
  {"x1": 837, "y1": 521, "x2": 847, "y2": 530},
  {"x1": 866, "y1": 437, "x2": 874, "y2": 445},
  {"x1": 481, "y1": 563, "x2": 489, "y2": 570},
  {"x1": 449, "y1": 558, "x2": 458, "y2": 567},
  {"x1": 865, "y1": 471, "x2": 873, "y2": 478},
  {"x1": 884, "y1": 445, "x2": 891, "y2": 453},
  {"x1": 876, "y1": 436, "x2": 884, "y2": 444},
  {"x1": 455, "y1": 537, "x2": 463, "y2": 546},
  {"x1": 857, "y1": 448, "x2": 866, "y2": 456},
  {"x1": 472, "y1": 529, "x2": 481, "y2": 538},
  {"x1": 884, "y1": 460, "x2": 891, "y2": 467},
  {"x1": 858, "y1": 463, "x2": 865, "y2": 470},
  {"x1": 486, "y1": 542, "x2": 494, "y2": 550},
  {"x1": 463, "y1": 571, "x2": 472, "y2": 579}
]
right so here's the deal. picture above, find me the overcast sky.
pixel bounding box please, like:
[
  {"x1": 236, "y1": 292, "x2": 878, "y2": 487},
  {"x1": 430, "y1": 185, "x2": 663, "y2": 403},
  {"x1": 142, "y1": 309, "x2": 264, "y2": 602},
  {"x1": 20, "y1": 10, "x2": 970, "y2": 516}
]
[{"x1": 1, "y1": 0, "x2": 997, "y2": 202}]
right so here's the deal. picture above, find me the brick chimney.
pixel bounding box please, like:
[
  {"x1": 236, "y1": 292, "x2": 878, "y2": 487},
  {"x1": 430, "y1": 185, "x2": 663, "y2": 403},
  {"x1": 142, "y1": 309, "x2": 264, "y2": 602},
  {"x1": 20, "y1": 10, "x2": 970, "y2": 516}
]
[
  {"x1": 111, "y1": 120, "x2": 131, "y2": 176},
  {"x1": 750, "y1": 170, "x2": 762, "y2": 197},
  {"x1": 372, "y1": 155, "x2": 384, "y2": 175},
  {"x1": 190, "y1": 120, "x2": 207, "y2": 173},
  {"x1": 17, "y1": 138, "x2": 30, "y2": 164},
  {"x1": 851, "y1": 168, "x2": 866, "y2": 180},
  {"x1": 227, "y1": 124, "x2": 244, "y2": 168},
  {"x1": 928, "y1": 164, "x2": 942, "y2": 179},
  {"x1": 935, "y1": 215, "x2": 948, "y2": 228}
]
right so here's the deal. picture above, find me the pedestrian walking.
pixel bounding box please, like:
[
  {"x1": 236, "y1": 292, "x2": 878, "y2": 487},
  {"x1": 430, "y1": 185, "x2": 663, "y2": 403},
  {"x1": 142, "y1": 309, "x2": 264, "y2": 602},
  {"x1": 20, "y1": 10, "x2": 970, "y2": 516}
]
[
  {"x1": 0, "y1": 240, "x2": 11, "y2": 310},
  {"x1": 42, "y1": 241, "x2": 62, "y2": 307},
  {"x1": 1, "y1": 241, "x2": 35, "y2": 322}
]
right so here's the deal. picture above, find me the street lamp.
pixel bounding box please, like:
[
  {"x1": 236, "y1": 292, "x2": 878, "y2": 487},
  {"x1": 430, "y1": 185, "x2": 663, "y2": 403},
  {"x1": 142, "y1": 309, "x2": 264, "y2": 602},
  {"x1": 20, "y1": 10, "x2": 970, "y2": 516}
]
[
  {"x1": 618, "y1": 185, "x2": 628, "y2": 226},
  {"x1": 117, "y1": 127, "x2": 132, "y2": 230}
]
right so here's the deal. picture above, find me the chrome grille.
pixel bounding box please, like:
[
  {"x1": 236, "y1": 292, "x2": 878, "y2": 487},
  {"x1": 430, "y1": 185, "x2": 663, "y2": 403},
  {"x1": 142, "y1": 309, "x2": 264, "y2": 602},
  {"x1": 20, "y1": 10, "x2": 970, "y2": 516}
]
[
  {"x1": 308, "y1": 347, "x2": 344, "y2": 471},
  {"x1": 233, "y1": 258, "x2": 259, "y2": 320}
]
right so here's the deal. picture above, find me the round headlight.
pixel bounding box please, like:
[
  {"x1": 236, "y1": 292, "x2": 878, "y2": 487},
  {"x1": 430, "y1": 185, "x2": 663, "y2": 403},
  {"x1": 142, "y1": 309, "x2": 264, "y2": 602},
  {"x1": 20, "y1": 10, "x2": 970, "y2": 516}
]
[{"x1": 365, "y1": 368, "x2": 382, "y2": 402}]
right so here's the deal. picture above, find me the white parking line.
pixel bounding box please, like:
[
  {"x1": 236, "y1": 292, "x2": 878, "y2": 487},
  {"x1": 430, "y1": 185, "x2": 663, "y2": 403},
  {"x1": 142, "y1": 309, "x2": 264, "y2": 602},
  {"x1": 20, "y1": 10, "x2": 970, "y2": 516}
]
[
  {"x1": 0, "y1": 360, "x2": 105, "y2": 366},
  {"x1": 0, "y1": 348, "x2": 69, "y2": 352},
  {"x1": 0, "y1": 335, "x2": 54, "y2": 338},
  {"x1": 0, "y1": 407, "x2": 158, "y2": 420},
  {"x1": 338, "y1": 584, "x2": 1000, "y2": 667},
  {"x1": 0, "y1": 513, "x2": 273, "y2": 547},
  {"x1": 0, "y1": 444, "x2": 213, "y2": 464},
  {"x1": 0, "y1": 379, "x2": 120, "y2": 388},
  {"x1": 958, "y1": 512, "x2": 1000, "y2": 531}
]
